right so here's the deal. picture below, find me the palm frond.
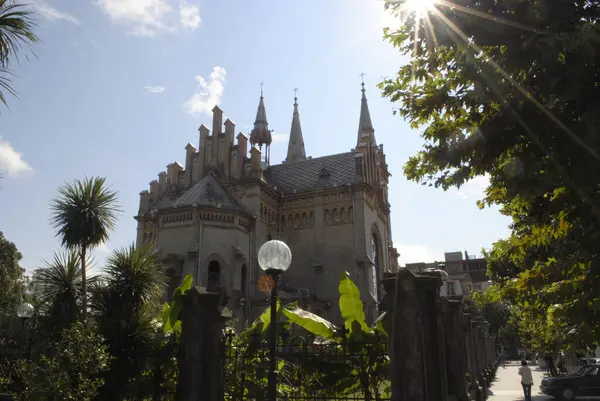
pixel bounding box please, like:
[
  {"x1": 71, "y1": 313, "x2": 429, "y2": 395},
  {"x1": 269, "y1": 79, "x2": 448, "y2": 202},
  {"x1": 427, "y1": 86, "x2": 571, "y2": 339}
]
[
  {"x1": 103, "y1": 244, "x2": 166, "y2": 310},
  {"x1": 36, "y1": 250, "x2": 97, "y2": 305},
  {"x1": 0, "y1": 0, "x2": 39, "y2": 106},
  {"x1": 49, "y1": 176, "x2": 122, "y2": 249},
  {"x1": 0, "y1": 0, "x2": 39, "y2": 68},
  {"x1": 35, "y1": 250, "x2": 95, "y2": 331},
  {"x1": 0, "y1": 65, "x2": 15, "y2": 106}
]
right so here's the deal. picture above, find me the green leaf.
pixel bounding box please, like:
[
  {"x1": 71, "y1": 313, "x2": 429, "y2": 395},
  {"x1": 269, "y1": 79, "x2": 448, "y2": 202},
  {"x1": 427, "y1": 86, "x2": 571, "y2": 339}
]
[
  {"x1": 161, "y1": 302, "x2": 172, "y2": 332},
  {"x1": 180, "y1": 274, "x2": 193, "y2": 294},
  {"x1": 259, "y1": 300, "x2": 280, "y2": 332},
  {"x1": 282, "y1": 307, "x2": 338, "y2": 339},
  {"x1": 338, "y1": 272, "x2": 370, "y2": 334}
]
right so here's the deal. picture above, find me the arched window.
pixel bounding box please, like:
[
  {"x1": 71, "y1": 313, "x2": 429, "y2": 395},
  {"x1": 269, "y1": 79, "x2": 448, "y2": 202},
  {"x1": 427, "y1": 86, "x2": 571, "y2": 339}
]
[
  {"x1": 370, "y1": 234, "x2": 380, "y2": 300},
  {"x1": 207, "y1": 261, "x2": 221, "y2": 292},
  {"x1": 241, "y1": 264, "x2": 248, "y2": 297}
]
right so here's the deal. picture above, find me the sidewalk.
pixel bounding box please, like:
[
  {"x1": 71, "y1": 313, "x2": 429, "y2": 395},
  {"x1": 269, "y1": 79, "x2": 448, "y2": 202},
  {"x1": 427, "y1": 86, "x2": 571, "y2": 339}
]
[{"x1": 488, "y1": 363, "x2": 552, "y2": 401}]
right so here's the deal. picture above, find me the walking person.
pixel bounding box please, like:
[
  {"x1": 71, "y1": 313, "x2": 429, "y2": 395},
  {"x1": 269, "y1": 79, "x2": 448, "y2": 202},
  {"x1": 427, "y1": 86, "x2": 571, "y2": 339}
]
[
  {"x1": 557, "y1": 352, "x2": 568, "y2": 375},
  {"x1": 518, "y1": 360, "x2": 534, "y2": 401},
  {"x1": 548, "y1": 354, "x2": 558, "y2": 376}
]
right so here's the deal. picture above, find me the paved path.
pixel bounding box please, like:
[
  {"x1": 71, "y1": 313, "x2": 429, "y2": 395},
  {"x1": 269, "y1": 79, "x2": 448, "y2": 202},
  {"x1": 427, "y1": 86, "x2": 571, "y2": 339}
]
[{"x1": 488, "y1": 363, "x2": 552, "y2": 401}]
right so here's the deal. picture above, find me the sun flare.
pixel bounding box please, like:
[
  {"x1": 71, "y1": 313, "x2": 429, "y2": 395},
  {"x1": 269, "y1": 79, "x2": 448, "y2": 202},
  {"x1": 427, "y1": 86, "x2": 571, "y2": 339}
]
[{"x1": 403, "y1": 0, "x2": 436, "y2": 13}]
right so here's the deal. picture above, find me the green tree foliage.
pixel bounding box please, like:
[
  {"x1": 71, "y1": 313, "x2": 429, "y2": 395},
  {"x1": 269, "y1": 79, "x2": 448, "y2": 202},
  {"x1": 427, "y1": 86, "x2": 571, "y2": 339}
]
[
  {"x1": 380, "y1": 0, "x2": 600, "y2": 348},
  {"x1": 18, "y1": 321, "x2": 110, "y2": 401},
  {"x1": 50, "y1": 176, "x2": 121, "y2": 319},
  {"x1": 0, "y1": 231, "x2": 25, "y2": 318},
  {"x1": 471, "y1": 289, "x2": 521, "y2": 355},
  {"x1": 0, "y1": 0, "x2": 38, "y2": 106},
  {"x1": 0, "y1": 232, "x2": 26, "y2": 389}
]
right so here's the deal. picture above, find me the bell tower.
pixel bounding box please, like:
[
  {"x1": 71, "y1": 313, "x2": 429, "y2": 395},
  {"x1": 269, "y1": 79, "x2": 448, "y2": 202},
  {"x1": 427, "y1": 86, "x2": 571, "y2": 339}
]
[{"x1": 249, "y1": 83, "x2": 272, "y2": 165}]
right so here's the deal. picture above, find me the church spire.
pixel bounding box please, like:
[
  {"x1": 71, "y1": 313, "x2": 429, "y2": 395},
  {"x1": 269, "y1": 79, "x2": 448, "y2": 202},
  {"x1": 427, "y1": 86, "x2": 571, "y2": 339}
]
[
  {"x1": 357, "y1": 76, "x2": 376, "y2": 147},
  {"x1": 250, "y1": 83, "x2": 272, "y2": 164},
  {"x1": 286, "y1": 89, "x2": 306, "y2": 163}
]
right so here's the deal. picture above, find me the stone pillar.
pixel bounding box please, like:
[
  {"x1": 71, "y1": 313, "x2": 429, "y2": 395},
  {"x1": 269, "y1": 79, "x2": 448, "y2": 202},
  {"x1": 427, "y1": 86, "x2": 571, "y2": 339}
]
[
  {"x1": 175, "y1": 287, "x2": 231, "y2": 401},
  {"x1": 441, "y1": 298, "x2": 469, "y2": 401},
  {"x1": 390, "y1": 268, "x2": 426, "y2": 401},
  {"x1": 380, "y1": 274, "x2": 396, "y2": 333},
  {"x1": 416, "y1": 272, "x2": 448, "y2": 401}
]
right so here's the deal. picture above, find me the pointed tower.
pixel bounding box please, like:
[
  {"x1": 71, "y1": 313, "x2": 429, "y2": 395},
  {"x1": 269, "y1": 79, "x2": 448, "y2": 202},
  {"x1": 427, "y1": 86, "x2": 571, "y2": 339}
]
[
  {"x1": 249, "y1": 85, "x2": 272, "y2": 165},
  {"x1": 355, "y1": 79, "x2": 379, "y2": 188},
  {"x1": 357, "y1": 80, "x2": 376, "y2": 147},
  {"x1": 286, "y1": 92, "x2": 307, "y2": 163}
]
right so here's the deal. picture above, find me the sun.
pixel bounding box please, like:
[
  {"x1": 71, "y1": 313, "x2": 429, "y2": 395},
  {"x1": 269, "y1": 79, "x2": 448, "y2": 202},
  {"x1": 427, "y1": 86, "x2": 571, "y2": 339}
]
[{"x1": 403, "y1": 0, "x2": 436, "y2": 13}]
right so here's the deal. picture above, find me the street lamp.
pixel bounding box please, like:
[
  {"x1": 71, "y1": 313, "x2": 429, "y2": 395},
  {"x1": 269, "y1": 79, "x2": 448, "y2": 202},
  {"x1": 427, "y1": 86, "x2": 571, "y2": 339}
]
[
  {"x1": 258, "y1": 239, "x2": 292, "y2": 401},
  {"x1": 16, "y1": 303, "x2": 36, "y2": 360},
  {"x1": 17, "y1": 302, "x2": 36, "y2": 401},
  {"x1": 16, "y1": 302, "x2": 34, "y2": 319}
]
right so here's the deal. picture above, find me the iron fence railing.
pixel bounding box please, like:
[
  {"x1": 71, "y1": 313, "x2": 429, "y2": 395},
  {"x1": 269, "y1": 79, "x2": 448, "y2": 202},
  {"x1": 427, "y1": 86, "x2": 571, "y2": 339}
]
[{"x1": 223, "y1": 332, "x2": 391, "y2": 401}]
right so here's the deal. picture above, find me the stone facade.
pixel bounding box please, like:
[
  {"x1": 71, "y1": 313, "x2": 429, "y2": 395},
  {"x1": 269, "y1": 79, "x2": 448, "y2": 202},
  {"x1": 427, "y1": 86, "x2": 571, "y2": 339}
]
[{"x1": 134, "y1": 83, "x2": 400, "y2": 325}]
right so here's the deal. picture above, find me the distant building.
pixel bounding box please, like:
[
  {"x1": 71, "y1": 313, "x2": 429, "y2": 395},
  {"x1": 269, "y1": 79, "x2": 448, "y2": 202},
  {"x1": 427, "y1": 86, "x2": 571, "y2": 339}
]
[
  {"x1": 405, "y1": 251, "x2": 490, "y2": 297},
  {"x1": 28, "y1": 269, "x2": 46, "y2": 298}
]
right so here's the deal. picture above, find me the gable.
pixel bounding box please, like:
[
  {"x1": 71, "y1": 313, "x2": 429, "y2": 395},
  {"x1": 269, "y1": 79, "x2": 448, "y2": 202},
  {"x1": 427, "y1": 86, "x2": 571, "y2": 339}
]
[{"x1": 151, "y1": 174, "x2": 245, "y2": 212}]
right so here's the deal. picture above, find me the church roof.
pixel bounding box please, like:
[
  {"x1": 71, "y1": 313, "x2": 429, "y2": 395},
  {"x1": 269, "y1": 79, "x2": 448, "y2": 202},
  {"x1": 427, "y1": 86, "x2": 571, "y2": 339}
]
[
  {"x1": 265, "y1": 152, "x2": 357, "y2": 193},
  {"x1": 151, "y1": 173, "x2": 245, "y2": 212}
]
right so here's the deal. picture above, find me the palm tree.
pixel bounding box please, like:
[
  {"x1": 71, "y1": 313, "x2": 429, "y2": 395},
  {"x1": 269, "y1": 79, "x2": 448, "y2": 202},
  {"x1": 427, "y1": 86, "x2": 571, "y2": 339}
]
[
  {"x1": 91, "y1": 244, "x2": 166, "y2": 401},
  {"x1": 50, "y1": 177, "x2": 121, "y2": 319},
  {"x1": 36, "y1": 250, "x2": 94, "y2": 334},
  {"x1": 0, "y1": 0, "x2": 39, "y2": 106}
]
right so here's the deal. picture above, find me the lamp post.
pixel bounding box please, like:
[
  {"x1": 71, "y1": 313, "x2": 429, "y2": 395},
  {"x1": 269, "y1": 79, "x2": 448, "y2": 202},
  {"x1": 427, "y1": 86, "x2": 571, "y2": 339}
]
[
  {"x1": 258, "y1": 239, "x2": 292, "y2": 401},
  {"x1": 17, "y1": 302, "x2": 36, "y2": 361},
  {"x1": 17, "y1": 302, "x2": 36, "y2": 401}
]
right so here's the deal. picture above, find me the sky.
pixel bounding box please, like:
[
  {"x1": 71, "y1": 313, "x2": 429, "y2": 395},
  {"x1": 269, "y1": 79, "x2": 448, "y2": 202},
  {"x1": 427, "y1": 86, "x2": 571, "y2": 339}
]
[{"x1": 0, "y1": 0, "x2": 511, "y2": 273}]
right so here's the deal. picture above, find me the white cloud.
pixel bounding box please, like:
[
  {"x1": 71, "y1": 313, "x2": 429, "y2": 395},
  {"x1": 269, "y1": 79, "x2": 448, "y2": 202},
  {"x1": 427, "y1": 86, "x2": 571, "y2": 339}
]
[
  {"x1": 179, "y1": 2, "x2": 200, "y2": 29},
  {"x1": 397, "y1": 243, "x2": 440, "y2": 266},
  {"x1": 454, "y1": 174, "x2": 490, "y2": 200},
  {"x1": 184, "y1": 66, "x2": 227, "y2": 116},
  {"x1": 97, "y1": 0, "x2": 201, "y2": 37},
  {"x1": 144, "y1": 85, "x2": 166, "y2": 94},
  {"x1": 0, "y1": 137, "x2": 33, "y2": 178},
  {"x1": 31, "y1": 0, "x2": 80, "y2": 25}
]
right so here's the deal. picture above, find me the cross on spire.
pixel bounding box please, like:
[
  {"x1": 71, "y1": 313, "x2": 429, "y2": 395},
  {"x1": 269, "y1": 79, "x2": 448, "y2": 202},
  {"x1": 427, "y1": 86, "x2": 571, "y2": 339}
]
[
  {"x1": 293, "y1": 88, "x2": 298, "y2": 104},
  {"x1": 359, "y1": 72, "x2": 367, "y2": 84},
  {"x1": 260, "y1": 82, "x2": 264, "y2": 97}
]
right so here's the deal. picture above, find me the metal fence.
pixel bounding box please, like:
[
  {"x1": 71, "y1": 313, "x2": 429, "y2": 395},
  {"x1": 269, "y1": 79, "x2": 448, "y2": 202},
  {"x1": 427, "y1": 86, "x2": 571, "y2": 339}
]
[{"x1": 223, "y1": 332, "x2": 391, "y2": 401}]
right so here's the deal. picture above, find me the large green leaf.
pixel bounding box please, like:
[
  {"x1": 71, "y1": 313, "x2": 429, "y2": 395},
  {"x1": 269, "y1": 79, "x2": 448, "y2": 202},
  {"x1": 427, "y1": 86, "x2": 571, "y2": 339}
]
[
  {"x1": 259, "y1": 300, "x2": 280, "y2": 332},
  {"x1": 180, "y1": 274, "x2": 193, "y2": 293},
  {"x1": 282, "y1": 307, "x2": 338, "y2": 339},
  {"x1": 338, "y1": 272, "x2": 370, "y2": 334},
  {"x1": 162, "y1": 274, "x2": 194, "y2": 334}
]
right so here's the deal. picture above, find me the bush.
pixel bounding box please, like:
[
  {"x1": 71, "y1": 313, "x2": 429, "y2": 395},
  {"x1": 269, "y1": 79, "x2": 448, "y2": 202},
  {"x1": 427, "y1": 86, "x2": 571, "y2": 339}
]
[{"x1": 18, "y1": 321, "x2": 110, "y2": 401}]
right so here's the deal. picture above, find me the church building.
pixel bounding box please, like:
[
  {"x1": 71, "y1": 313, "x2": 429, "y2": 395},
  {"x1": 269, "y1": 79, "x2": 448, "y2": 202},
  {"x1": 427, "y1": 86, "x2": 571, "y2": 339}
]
[{"x1": 134, "y1": 82, "x2": 400, "y2": 325}]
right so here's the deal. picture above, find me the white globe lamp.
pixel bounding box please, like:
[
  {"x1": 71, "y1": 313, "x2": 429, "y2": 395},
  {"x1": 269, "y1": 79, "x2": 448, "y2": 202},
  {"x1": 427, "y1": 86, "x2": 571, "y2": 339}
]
[
  {"x1": 258, "y1": 240, "x2": 292, "y2": 274},
  {"x1": 17, "y1": 302, "x2": 34, "y2": 319}
]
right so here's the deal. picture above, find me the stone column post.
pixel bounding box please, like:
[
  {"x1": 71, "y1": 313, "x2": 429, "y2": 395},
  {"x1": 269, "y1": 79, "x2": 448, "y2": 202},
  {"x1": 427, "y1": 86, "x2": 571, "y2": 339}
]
[
  {"x1": 175, "y1": 287, "x2": 231, "y2": 401},
  {"x1": 390, "y1": 269, "x2": 426, "y2": 401},
  {"x1": 416, "y1": 272, "x2": 448, "y2": 401},
  {"x1": 441, "y1": 298, "x2": 469, "y2": 401}
]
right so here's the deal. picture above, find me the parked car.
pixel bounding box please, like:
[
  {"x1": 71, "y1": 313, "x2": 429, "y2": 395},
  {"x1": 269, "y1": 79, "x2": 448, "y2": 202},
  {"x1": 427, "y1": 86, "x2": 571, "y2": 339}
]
[{"x1": 540, "y1": 364, "x2": 600, "y2": 400}]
